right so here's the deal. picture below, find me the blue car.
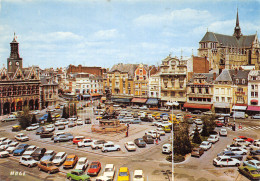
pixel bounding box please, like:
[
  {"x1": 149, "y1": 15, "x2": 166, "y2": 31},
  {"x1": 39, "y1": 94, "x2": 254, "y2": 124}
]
[
  {"x1": 243, "y1": 160, "x2": 260, "y2": 169},
  {"x1": 13, "y1": 144, "x2": 29, "y2": 156},
  {"x1": 217, "y1": 151, "x2": 243, "y2": 161},
  {"x1": 160, "y1": 113, "x2": 169, "y2": 118},
  {"x1": 53, "y1": 133, "x2": 73, "y2": 143},
  {"x1": 130, "y1": 118, "x2": 141, "y2": 124},
  {"x1": 39, "y1": 114, "x2": 48, "y2": 121},
  {"x1": 40, "y1": 150, "x2": 56, "y2": 162},
  {"x1": 250, "y1": 149, "x2": 260, "y2": 156}
]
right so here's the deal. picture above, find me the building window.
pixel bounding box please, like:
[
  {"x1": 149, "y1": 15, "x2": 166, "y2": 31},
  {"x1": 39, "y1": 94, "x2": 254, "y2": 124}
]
[
  {"x1": 171, "y1": 92, "x2": 175, "y2": 97},
  {"x1": 215, "y1": 88, "x2": 219, "y2": 94},
  {"x1": 236, "y1": 79, "x2": 239, "y2": 84},
  {"x1": 179, "y1": 92, "x2": 183, "y2": 97},
  {"x1": 191, "y1": 87, "x2": 195, "y2": 93},
  {"x1": 205, "y1": 88, "x2": 209, "y2": 94},
  {"x1": 189, "y1": 97, "x2": 192, "y2": 101},
  {"x1": 216, "y1": 97, "x2": 219, "y2": 102},
  {"x1": 228, "y1": 97, "x2": 232, "y2": 103},
  {"x1": 242, "y1": 79, "x2": 245, "y2": 84},
  {"x1": 198, "y1": 88, "x2": 202, "y2": 94},
  {"x1": 221, "y1": 97, "x2": 225, "y2": 102}
]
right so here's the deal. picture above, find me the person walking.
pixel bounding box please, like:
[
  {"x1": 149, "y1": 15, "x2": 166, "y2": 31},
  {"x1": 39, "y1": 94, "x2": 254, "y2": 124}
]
[
  {"x1": 158, "y1": 134, "x2": 161, "y2": 141},
  {"x1": 156, "y1": 137, "x2": 158, "y2": 145}
]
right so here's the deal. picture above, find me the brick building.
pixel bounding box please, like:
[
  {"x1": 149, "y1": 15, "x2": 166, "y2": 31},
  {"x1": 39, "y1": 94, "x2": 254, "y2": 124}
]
[{"x1": 67, "y1": 65, "x2": 107, "y2": 76}]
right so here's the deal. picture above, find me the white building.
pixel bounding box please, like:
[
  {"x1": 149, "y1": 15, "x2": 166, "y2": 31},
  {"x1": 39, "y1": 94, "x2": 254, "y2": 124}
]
[
  {"x1": 148, "y1": 73, "x2": 161, "y2": 98},
  {"x1": 247, "y1": 70, "x2": 260, "y2": 114}
]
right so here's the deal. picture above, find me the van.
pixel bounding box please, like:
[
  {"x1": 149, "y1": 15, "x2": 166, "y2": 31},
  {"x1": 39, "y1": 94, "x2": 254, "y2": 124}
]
[
  {"x1": 162, "y1": 144, "x2": 172, "y2": 154},
  {"x1": 231, "y1": 112, "x2": 245, "y2": 119}
]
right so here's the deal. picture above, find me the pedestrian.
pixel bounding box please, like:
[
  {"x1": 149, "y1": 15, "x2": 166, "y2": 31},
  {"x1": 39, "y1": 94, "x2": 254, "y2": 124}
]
[
  {"x1": 158, "y1": 134, "x2": 161, "y2": 141},
  {"x1": 156, "y1": 137, "x2": 158, "y2": 145},
  {"x1": 239, "y1": 123, "x2": 242, "y2": 129}
]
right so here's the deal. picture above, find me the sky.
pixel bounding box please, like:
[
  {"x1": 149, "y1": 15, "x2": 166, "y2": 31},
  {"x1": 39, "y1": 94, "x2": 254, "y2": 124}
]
[{"x1": 0, "y1": 0, "x2": 260, "y2": 69}]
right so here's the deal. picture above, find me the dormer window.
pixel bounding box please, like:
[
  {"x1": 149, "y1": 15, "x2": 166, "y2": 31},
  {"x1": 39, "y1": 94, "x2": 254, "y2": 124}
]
[
  {"x1": 242, "y1": 79, "x2": 245, "y2": 84},
  {"x1": 236, "y1": 79, "x2": 239, "y2": 84}
]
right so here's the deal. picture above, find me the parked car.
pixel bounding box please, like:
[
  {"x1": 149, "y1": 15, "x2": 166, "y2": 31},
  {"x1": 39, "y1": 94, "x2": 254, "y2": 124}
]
[
  {"x1": 52, "y1": 152, "x2": 67, "y2": 166},
  {"x1": 87, "y1": 161, "x2": 101, "y2": 176},
  {"x1": 225, "y1": 147, "x2": 248, "y2": 155},
  {"x1": 85, "y1": 118, "x2": 91, "y2": 124},
  {"x1": 145, "y1": 130, "x2": 158, "y2": 138},
  {"x1": 162, "y1": 126, "x2": 171, "y2": 133},
  {"x1": 243, "y1": 160, "x2": 260, "y2": 169},
  {"x1": 63, "y1": 154, "x2": 78, "y2": 169},
  {"x1": 124, "y1": 141, "x2": 137, "y2": 151},
  {"x1": 0, "y1": 150, "x2": 9, "y2": 158},
  {"x1": 91, "y1": 140, "x2": 107, "y2": 149},
  {"x1": 238, "y1": 166, "x2": 260, "y2": 180},
  {"x1": 54, "y1": 133, "x2": 73, "y2": 143},
  {"x1": 199, "y1": 141, "x2": 212, "y2": 151},
  {"x1": 131, "y1": 105, "x2": 139, "y2": 109},
  {"x1": 39, "y1": 114, "x2": 48, "y2": 121},
  {"x1": 118, "y1": 167, "x2": 130, "y2": 181},
  {"x1": 215, "y1": 121, "x2": 225, "y2": 127},
  {"x1": 213, "y1": 156, "x2": 241, "y2": 167},
  {"x1": 40, "y1": 131, "x2": 53, "y2": 138},
  {"x1": 194, "y1": 119, "x2": 203, "y2": 125},
  {"x1": 45, "y1": 125, "x2": 55, "y2": 132},
  {"x1": 207, "y1": 135, "x2": 219, "y2": 144},
  {"x1": 133, "y1": 170, "x2": 144, "y2": 181},
  {"x1": 143, "y1": 135, "x2": 154, "y2": 144},
  {"x1": 149, "y1": 107, "x2": 159, "y2": 111},
  {"x1": 134, "y1": 138, "x2": 146, "y2": 148},
  {"x1": 159, "y1": 107, "x2": 170, "y2": 112},
  {"x1": 101, "y1": 142, "x2": 121, "y2": 152},
  {"x1": 68, "y1": 121, "x2": 76, "y2": 128},
  {"x1": 57, "y1": 125, "x2": 65, "y2": 130},
  {"x1": 251, "y1": 114, "x2": 260, "y2": 119},
  {"x1": 233, "y1": 138, "x2": 251, "y2": 147},
  {"x1": 78, "y1": 139, "x2": 94, "y2": 148},
  {"x1": 36, "y1": 127, "x2": 45, "y2": 135},
  {"x1": 13, "y1": 144, "x2": 29, "y2": 156},
  {"x1": 191, "y1": 147, "x2": 204, "y2": 157},
  {"x1": 139, "y1": 105, "x2": 148, "y2": 110},
  {"x1": 51, "y1": 132, "x2": 65, "y2": 140},
  {"x1": 250, "y1": 149, "x2": 260, "y2": 156},
  {"x1": 130, "y1": 118, "x2": 142, "y2": 124},
  {"x1": 23, "y1": 145, "x2": 38, "y2": 156},
  {"x1": 237, "y1": 136, "x2": 254, "y2": 143},
  {"x1": 250, "y1": 143, "x2": 260, "y2": 150},
  {"x1": 227, "y1": 143, "x2": 246, "y2": 150},
  {"x1": 217, "y1": 151, "x2": 243, "y2": 161},
  {"x1": 67, "y1": 170, "x2": 91, "y2": 181},
  {"x1": 19, "y1": 155, "x2": 38, "y2": 167},
  {"x1": 15, "y1": 133, "x2": 29, "y2": 142},
  {"x1": 38, "y1": 161, "x2": 59, "y2": 174},
  {"x1": 76, "y1": 119, "x2": 84, "y2": 126},
  {"x1": 219, "y1": 129, "x2": 227, "y2": 137},
  {"x1": 192, "y1": 110, "x2": 202, "y2": 114},
  {"x1": 156, "y1": 128, "x2": 166, "y2": 136},
  {"x1": 41, "y1": 150, "x2": 56, "y2": 162},
  {"x1": 75, "y1": 157, "x2": 89, "y2": 170},
  {"x1": 31, "y1": 147, "x2": 46, "y2": 161},
  {"x1": 99, "y1": 164, "x2": 115, "y2": 181},
  {"x1": 162, "y1": 144, "x2": 172, "y2": 154},
  {"x1": 73, "y1": 136, "x2": 85, "y2": 144}
]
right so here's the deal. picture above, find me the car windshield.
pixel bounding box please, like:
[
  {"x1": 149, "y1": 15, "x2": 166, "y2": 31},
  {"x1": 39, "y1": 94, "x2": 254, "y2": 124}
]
[
  {"x1": 216, "y1": 157, "x2": 221, "y2": 161},
  {"x1": 54, "y1": 156, "x2": 61, "y2": 159},
  {"x1": 129, "y1": 144, "x2": 135, "y2": 147},
  {"x1": 209, "y1": 136, "x2": 214, "y2": 139},
  {"x1": 202, "y1": 143, "x2": 207, "y2": 146},
  {"x1": 90, "y1": 164, "x2": 98, "y2": 168},
  {"x1": 78, "y1": 161, "x2": 85, "y2": 165},
  {"x1": 105, "y1": 168, "x2": 113, "y2": 172},
  {"x1": 134, "y1": 175, "x2": 143, "y2": 178},
  {"x1": 28, "y1": 148, "x2": 34, "y2": 151},
  {"x1": 47, "y1": 163, "x2": 53, "y2": 167},
  {"x1": 251, "y1": 170, "x2": 260, "y2": 174},
  {"x1": 256, "y1": 163, "x2": 260, "y2": 166},
  {"x1": 119, "y1": 172, "x2": 128, "y2": 176},
  {"x1": 67, "y1": 158, "x2": 74, "y2": 161}
]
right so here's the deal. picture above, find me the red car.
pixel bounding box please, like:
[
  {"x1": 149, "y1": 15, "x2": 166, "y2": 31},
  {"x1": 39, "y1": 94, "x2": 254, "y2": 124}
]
[
  {"x1": 215, "y1": 121, "x2": 225, "y2": 127},
  {"x1": 185, "y1": 114, "x2": 192, "y2": 119},
  {"x1": 72, "y1": 136, "x2": 85, "y2": 144},
  {"x1": 87, "y1": 161, "x2": 101, "y2": 176},
  {"x1": 236, "y1": 136, "x2": 254, "y2": 143}
]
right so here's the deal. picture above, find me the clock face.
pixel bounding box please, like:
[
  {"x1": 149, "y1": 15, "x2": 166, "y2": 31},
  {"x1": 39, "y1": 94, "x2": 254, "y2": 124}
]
[
  {"x1": 9, "y1": 61, "x2": 12, "y2": 66},
  {"x1": 16, "y1": 62, "x2": 19, "y2": 66}
]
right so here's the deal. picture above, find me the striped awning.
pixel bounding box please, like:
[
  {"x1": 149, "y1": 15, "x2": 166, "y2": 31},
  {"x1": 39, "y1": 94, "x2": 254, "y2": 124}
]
[
  {"x1": 131, "y1": 98, "x2": 147, "y2": 103},
  {"x1": 183, "y1": 103, "x2": 212, "y2": 110},
  {"x1": 146, "y1": 98, "x2": 158, "y2": 105}
]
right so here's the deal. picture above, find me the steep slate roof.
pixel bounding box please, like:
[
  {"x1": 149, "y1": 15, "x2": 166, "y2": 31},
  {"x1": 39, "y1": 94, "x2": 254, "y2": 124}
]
[
  {"x1": 200, "y1": 32, "x2": 256, "y2": 48},
  {"x1": 215, "y1": 69, "x2": 233, "y2": 82},
  {"x1": 189, "y1": 73, "x2": 215, "y2": 84},
  {"x1": 231, "y1": 70, "x2": 250, "y2": 85},
  {"x1": 109, "y1": 63, "x2": 139, "y2": 78},
  {"x1": 40, "y1": 76, "x2": 58, "y2": 86}
]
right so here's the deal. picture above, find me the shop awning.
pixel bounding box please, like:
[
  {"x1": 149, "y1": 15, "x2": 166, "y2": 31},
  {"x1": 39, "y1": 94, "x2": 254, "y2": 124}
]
[
  {"x1": 183, "y1": 102, "x2": 212, "y2": 109},
  {"x1": 214, "y1": 102, "x2": 230, "y2": 108},
  {"x1": 131, "y1": 98, "x2": 147, "y2": 103},
  {"x1": 83, "y1": 95, "x2": 91, "y2": 98},
  {"x1": 91, "y1": 93, "x2": 101, "y2": 97},
  {"x1": 146, "y1": 98, "x2": 158, "y2": 105},
  {"x1": 251, "y1": 99, "x2": 258, "y2": 104},
  {"x1": 112, "y1": 98, "x2": 131, "y2": 103},
  {"x1": 247, "y1": 106, "x2": 260, "y2": 111},
  {"x1": 232, "y1": 105, "x2": 247, "y2": 111}
]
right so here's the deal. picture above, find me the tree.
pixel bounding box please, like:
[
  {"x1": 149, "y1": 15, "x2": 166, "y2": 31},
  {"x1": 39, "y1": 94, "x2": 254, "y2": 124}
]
[
  {"x1": 62, "y1": 106, "x2": 68, "y2": 119},
  {"x1": 174, "y1": 122, "x2": 192, "y2": 155},
  {"x1": 31, "y1": 114, "x2": 37, "y2": 124},
  {"x1": 47, "y1": 112, "x2": 53, "y2": 123},
  {"x1": 192, "y1": 125, "x2": 202, "y2": 144},
  {"x1": 201, "y1": 122, "x2": 209, "y2": 137},
  {"x1": 19, "y1": 106, "x2": 32, "y2": 129}
]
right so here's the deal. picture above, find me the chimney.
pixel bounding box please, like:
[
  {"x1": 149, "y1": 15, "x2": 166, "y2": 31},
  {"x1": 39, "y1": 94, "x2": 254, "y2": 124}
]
[{"x1": 213, "y1": 72, "x2": 216, "y2": 80}]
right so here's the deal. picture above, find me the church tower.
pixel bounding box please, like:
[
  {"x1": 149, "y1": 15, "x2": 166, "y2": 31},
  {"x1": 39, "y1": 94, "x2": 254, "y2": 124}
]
[
  {"x1": 233, "y1": 8, "x2": 242, "y2": 39},
  {"x1": 7, "y1": 33, "x2": 23, "y2": 73}
]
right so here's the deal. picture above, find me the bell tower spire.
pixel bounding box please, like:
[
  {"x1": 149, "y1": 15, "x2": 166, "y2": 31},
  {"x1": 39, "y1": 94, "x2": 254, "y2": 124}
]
[{"x1": 233, "y1": 8, "x2": 242, "y2": 39}]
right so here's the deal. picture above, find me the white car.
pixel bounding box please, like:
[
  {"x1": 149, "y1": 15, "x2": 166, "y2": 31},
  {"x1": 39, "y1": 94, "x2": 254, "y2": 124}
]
[
  {"x1": 250, "y1": 142, "x2": 260, "y2": 150},
  {"x1": 139, "y1": 105, "x2": 148, "y2": 110},
  {"x1": 0, "y1": 151, "x2": 10, "y2": 158},
  {"x1": 213, "y1": 156, "x2": 241, "y2": 167},
  {"x1": 226, "y1": 144, "x2": 246, "y2": 150},
  {"x1": 52, "y1": 152, "x2": 67, "y2": 166},
  {"x1": 207, "y1": 135, "x2": 219, "y2": 144},
  {"x1": 133, "y1": 170, "x2": 145, "y2": 181},
  {"x1": 145, "y1": 130, "x2": 158, "y2": 138},
  {"x1": 54, "y1": 120, "x2": 69, "y2": 126},
  {"x1": 189, "y1": 127, "x2": 202, "y2": 137},
  {"x1": 102, "y1": 164, "x2": 115, "y2": 180},
  {"x1": 125, "y1": 141, "x2": 137, "y2": 151},
  {"x1": 19, "y1": 156, "x2": 38, "y2": 167},
  {"x1": 5, "y1": 142, "x2": 19, "y2": 153},
  {"x1": 219, "y1": 129, "x2": 227, "y2": 137},
  {"x1": 77, "y1": 139, "x2": 94, "y2": 147},
  {"x1": 157, "y1": 121, "x2": 171, "y2": 128},
  {"x1": 199, "y1": 141, "x2": 212, "y2": 151},
  {"x1": 156, "y1": 128, "x2": 166, "y2": 136},
  {"x1": 76, "y1": 119, "x2": 84, "y2": 125},
  {"x1": 68, "y1": 117, "x2": 77, "y2": 122},
  {"x1": 225, "y1": 147, "x2": 248, "y2": 155},
  {"x1": 91, "y1": 140, "x2": 107, "y2": 149},
  {"x1": 23, "y1": 145, "x2": 38, "y2": 156},
  {"x1": 162, "y1": 144, "x2": 172, "y2": 154},
  {"x1": 75, "y1": 157, "x2": 89, "y2": 170},
  {"x1": 26, "y1": 123, "x2": 40, "y2": 131},
  {"x1": 51, "y1": 132, "x2": 65, "y2": 140},
  {"x1": 194, "y1": 119, "x2": 203, "y2": 125},
  {"x1": 0, "y1": 137, "x2": 7, "y2": 143},
  {"x1": 45, "y1": 125, "x2": 55, "y2": 132},
  {"x1": 233, "y1": 139, "x2": 251, "y2": 147},
  {"x1": 0, "y1": 139, "x2": 13, "y2": 150},
  {"x1": 101, "y1": 142, "x2": 121, "y2": 152},
  {"x1": 31, "y1": 110, "x2": 40, "y2": 115},
  {"x1": 15, "y1": 133, "x2": 29, "y2": 142}
]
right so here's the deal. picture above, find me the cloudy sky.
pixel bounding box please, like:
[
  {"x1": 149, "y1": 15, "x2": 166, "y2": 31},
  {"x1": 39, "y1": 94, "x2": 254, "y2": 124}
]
[{"x1": 0, "y1": 0, "x2": 259, "y2": 69}]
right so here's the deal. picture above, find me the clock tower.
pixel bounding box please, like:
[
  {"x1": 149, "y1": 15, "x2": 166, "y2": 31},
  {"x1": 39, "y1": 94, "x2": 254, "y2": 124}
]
[{"x1": 7, "y1": 33, "x2": 23, "y2": 73}]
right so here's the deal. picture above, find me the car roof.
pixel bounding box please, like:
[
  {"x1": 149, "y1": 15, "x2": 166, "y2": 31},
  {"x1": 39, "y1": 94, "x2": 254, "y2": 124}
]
[
  {"x1": 248, "y1": 160, "x2": 260, "y2": 163},
  {"x1": 21, "y1": 155, "x2": 33, "y2": 158},
  {"x1": 78, "y1": 157, "x2": 87, "y2": 161},
  {"x1": 105, "y1": 164, "x2": 114, "y2": 168},
  {"x1": 119, "y1": 167, "x2": 128, "y2": 172},
  {"x1": 45, "y1": 150, "x2": 54, "y2": 153},
  {"x1": 134, "y1": 170, "x2": 143, "y2": 175},
  {"x1": 28, "y1": 145, "x2": 36, "y2": 148},
  {"x1": 75, "y1": 136, "x2": 85, "y2": 138},
  {"x1": 218, "y1": 156, "x2": 231, "y2": 159},
  {"x1": 202, "y1": 141, "x2": 210, "y2": 143},
  {"x1": 104, "y1": 141, "x2": 114, "y2": 145},
  {"x1": 67, "y1": 154, "x2": 76, "y2": 158},
  {"x1": 56, "y1": 152, "x2": 65, "y2": 156}
]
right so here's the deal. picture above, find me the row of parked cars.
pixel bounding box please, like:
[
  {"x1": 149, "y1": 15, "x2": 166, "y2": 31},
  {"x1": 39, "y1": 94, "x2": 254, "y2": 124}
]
[
  {"x1": 0, "y1": 136, "x2": 145, "y2": 181},
  {"x1": 212, "y1": 136, "x2": 260, "y2": 180}
]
